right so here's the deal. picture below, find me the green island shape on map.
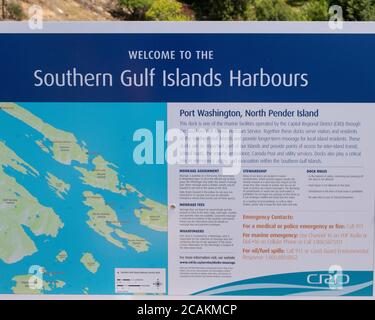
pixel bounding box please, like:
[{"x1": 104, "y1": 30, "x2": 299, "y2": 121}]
[
  {"x1": 134, "y1": 198, "x2": 168, "y2": 232},
  {"x1": 56, "y1": 250, "x2": 68, "y2": 263},
  {"x1": 80, "y1": 252, "x2": 100, "y2": 274},
  {"x1": 35, "y1": 139, "x2": 50, "y2": 154},
  {"x1": 46, "y1": 172, "x2": 71, "y2": 199},
  {"x1": 75, "y1": 156, "x2": 126, "y2": 195}
]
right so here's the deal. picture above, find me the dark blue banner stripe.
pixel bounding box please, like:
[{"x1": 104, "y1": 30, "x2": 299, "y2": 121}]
[{"x1": 0, "y1": 34, "x2": 374, "y2": 102}]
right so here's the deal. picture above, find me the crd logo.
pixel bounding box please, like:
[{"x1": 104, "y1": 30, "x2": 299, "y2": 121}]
[{"x1": 306, "y1": 265, "x2": 350, "y2": 290}]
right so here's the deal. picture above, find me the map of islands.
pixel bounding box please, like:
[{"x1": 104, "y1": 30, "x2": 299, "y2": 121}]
[
  {"x1": 12, "y1": 270, "x2": 66, "y2": 294},
  {"x1": 83, "y1": 191, "x2": 150, "y2": 252},
  {"x1": 0, "y1": 141, "x2": 64, "y2": 264},
  {"x1": 1, "y1": 103, "x2": 89, "y2": 165},
  {"x1": 0, "y1": 102, "x2": 168, "y2": 295}
]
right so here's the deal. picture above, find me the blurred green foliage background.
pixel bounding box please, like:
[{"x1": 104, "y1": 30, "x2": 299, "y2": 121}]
[
  {"x1": 118, "y1": 0, "x2": 375, "y2": 21},
  {"x1": 1, "y1": 0, "x2": 375, "y2": 21}
]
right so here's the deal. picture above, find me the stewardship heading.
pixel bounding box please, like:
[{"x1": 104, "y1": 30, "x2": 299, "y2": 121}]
[{"x1": 33, "y1": 67, "x2": 309, "y2": 88}]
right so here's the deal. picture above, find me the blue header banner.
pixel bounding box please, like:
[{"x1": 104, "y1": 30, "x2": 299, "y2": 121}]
[{"x1": 0, "y1": 33, "x2": 374, "y2": 102}]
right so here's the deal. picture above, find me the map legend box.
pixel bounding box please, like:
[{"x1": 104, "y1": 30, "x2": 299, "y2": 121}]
[{"x1": 115, "y1": 268, "x2": 166, "y2": 294}]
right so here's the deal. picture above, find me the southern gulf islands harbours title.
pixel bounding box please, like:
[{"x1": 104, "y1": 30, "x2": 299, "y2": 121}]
[{"x1": 33, "y1": 67, "x2": 309, "y2": 88}]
